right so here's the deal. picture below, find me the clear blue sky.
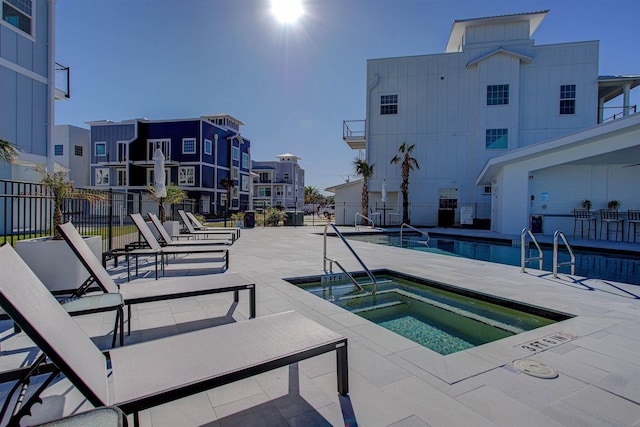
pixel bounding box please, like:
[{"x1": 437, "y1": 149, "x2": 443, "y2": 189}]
[{"x1": 55, "y1": 0, "x2": 640, "y2": 194}]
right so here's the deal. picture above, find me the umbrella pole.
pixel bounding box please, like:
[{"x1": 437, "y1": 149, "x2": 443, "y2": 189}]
[{"x1": 159, "y1": 197, "x2": 165, "y2": 223}]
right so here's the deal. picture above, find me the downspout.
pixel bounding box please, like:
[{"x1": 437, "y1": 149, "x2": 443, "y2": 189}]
[{"x1": 47, "y1": 0, "x2": 57, "y2": 172}]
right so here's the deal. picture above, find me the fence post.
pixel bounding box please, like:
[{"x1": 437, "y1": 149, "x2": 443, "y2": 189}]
[{"x1": 108, "y1": 188, "x2": 114, "y2": 251}]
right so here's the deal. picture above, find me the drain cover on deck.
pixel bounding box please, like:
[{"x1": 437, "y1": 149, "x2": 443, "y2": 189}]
[{"x1": 513, "y1": 359, "x2": 558, "y2": 379}]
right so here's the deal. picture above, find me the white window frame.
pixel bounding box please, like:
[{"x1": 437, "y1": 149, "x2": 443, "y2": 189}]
[
  {"x1": 204, "y1": 138, "x2": 212, "y2": 155},
  {"x1": 95, "y1": 142, "x2": 106, "y2": 157},
  {"x1": 179, "y1": 166, "x2": 195, "y2": 186},
  {"x1": 232, "y1": 167, "x2": 239, "y2": 180},
  {"x1": 182, "y1": 138, "x2": 196, "y2": 154},
  {"x1": 1, "y1": 0, "x2": 34, "y2": 38},
  {"x1": 117, "y1": 169, "x2": 127, "y2": 186},
  {"x1": 95, "y1": 168, "x2": 109, "y2": 186},
  {"x1": 242, "y1": 152, "x2": 249, "y2": 169},
  {"x1": 147, "y1": 139, "x2": 171, "y2": 161},
  {"x1": 241, "y1": 175, "x2": 249, "y2": 191}
]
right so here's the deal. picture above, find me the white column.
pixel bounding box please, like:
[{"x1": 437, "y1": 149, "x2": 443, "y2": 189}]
[{"x1": 623, "y1": 83, "x2": 631, "y2": 116}]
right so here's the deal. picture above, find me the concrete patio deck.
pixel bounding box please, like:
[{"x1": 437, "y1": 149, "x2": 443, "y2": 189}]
[{"x1": 2, "y1": 224, "x2": 640, "y2": 426}]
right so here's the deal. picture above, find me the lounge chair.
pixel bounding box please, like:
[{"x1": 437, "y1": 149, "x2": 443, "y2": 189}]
[
  {"x1": 0, "y1": 244, "x2": 349, "y2": 426},
  {"x1": 177, "y1": 210, "x2": 239, "y2": 242},
  {"x1": 57, "y1": 222, "x2": 256, "y2": 335},
  {"x1": 148, "y1": 213, "x2": 231, "y2": 247},
  {"x1": 186, "y1": 211, "x2": 241, "y2": 238}
]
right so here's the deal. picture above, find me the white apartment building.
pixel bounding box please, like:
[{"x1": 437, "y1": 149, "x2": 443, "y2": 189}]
[{"x1": 339, "y1": 10, "x2": 639, "y2": 235}]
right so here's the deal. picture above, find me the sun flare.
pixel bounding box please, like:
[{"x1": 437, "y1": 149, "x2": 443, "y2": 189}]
[{"x1": 271, "y1": 0, "x2": 303, "y2": 23}]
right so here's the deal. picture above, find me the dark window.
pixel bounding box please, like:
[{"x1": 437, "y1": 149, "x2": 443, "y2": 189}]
[
  {"x1": 560, "y1": 84, "x2": 576, "y2": 115},
  {"x1": 487, "y1": 84, "x2": 509, "y2": 105},
  {"x1": 54, "y1": 145, "x2": 63, "y2": 156},
  {"x1": 3, "y1": 0, "x2": 31, "y2": 35},
  {"x1": 380, "y1": 95, "x2": 398, "y2": 115},
  {"x1": 74, "y1": 145, "x2": 83, "y2": 156},
  {"x1": 485, "y1": 129, "x2": 508, "y2": 149}
]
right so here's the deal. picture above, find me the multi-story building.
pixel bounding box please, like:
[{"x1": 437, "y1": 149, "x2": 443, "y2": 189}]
[
  {"x1": 0, "y1": 0, "x2": 69, "y2": 181},
  {"x1": 340, "y1": 10, "x2": 640, "y2": 234},
  {"x1": 88, "y1": 114, "x2": 251, "y2": 215},
  {"x1": 252, "y1": 153, "x2": 304, "y2": 210},
  {"x1": 53, "y1": 125, "x2": 90, "y2": 187}
]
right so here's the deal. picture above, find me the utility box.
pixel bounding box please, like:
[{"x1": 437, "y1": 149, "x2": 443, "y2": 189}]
[
  {"x1": 438, "y1": 209, "x2": 455, "y2": 227},
  {"x1": 530, "y1": 215, "x2": 543, "y2": 233},
  {"x1": 285, "y1": 211, "x2": 304, "y2": 226}
]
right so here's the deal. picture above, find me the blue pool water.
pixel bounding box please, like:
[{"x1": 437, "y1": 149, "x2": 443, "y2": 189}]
[
  {"x1": 288, "y1": 272, "x2": 571, "y2": 355},
  {"x1": 346, "y1": 233, "x2": 640, "y2": 285}
]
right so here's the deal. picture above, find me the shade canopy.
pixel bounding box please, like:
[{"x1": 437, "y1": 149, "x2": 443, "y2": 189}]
[
  {"x1": 153, "y1": 148, "x2": 167, "y2": 198},
  {"x1": 381, "y1": 179, "x2": 387, "y2": 202}
]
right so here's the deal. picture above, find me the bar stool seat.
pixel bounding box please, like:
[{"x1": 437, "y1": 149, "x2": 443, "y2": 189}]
[
  {"x1": 573, "y1": 209, "x2": 595, "y2": 239},
  {"x1": 628, "y1": 210, "x2": 640, "y2": 243},
  {"x1": 599, "y1": 209, "x2": 624, "y2": 241}
]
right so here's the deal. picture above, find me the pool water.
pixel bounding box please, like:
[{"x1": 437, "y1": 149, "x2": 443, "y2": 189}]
[
  {"x1": 346, "y1": 233, "x2": 640, "y2": 285},
  {"x1": 288, "y1": 273, "x2": 570, "y2": 355}
]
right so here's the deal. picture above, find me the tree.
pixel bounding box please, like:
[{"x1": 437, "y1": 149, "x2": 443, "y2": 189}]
[
  {"x1": 220, "y1": 177, "x2": 235, "y2": 225},
  {"x1": 390, "y1": 142, "x2": 419, "y2": 225},
  {"x1": 37, "y1": 166, "x2": 107, "y2": 239},
  {"x1": 304, "y1": 186, "x2": 323, "y2": 205},
  {"x1": 0, "y1": 138, "x2": 18, "y2": 162},
  {"x1": 146, "y1": 183, "x2": 187, "y2": 223},
  {"x1": 353, "y1": 157, "x2": 375, "y2": 225}
]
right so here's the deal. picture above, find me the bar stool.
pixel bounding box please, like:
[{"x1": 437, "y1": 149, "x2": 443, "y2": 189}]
[
  {"x1": 599, "y1": 209, "x2": 624, "y2": 241},
  {"x1": 573, "y1": 209, "x2": 595, "y2": 239},
  {"x1": 628, "y1": 210, "x2": 640, "y2": 243}
]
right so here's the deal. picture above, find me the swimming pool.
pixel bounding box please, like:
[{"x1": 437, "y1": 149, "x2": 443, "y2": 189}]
[
  {"x1": 346, "y1": 233, "x2": 640, "y2": 285},
  {"x1": 286, "y1": 271, "x2": 572, "y2": 355}
]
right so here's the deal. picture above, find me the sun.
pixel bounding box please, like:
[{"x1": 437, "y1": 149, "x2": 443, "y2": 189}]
[{"x1": 271, "y1": 0, "x2": 303, "y2": 23}]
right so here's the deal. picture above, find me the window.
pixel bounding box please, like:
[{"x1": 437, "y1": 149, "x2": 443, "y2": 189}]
[
  {"x1": 242, "y1": 152, "x2": 249, "y2": 169},
  {"x1": 3, "y1": 0, "x2": 32, "y2": 35},
  {"x1": 283, "y1": 173, "x2": 290, "y2": 182},
  {"x1": 147, "y1": 139, "x2": 171, "y2": 161},
  {"x1": 117, "y1": 142, "x2": 127, "y2": 162},
  {"x1": 117, "y1": 169, "x2": 127, "y2": 186},
  {"x1": 74, "y1": 145, "x2": 83, "y2": 156},
  {"x1": 259, "y1": 172, "x2": 270, "y2": 183},
  {"x1": 232, "y1": 167, "x2": 239, "y2": 180},
  {"x1": 258, "y1": 187, "x2": 271, "y2": 197},
  {"x1": 485, "y1": 128, "x2": 508, "y2": 149},
  {"x1": 95, "y1": 168, "x2": 109, "y2": 186},
  {"x1": 275, "y1": 186, "x2": 283, "y2": 196},
  {"x1": 439, "y1": 188, "x2": 458, "y2": 209},
  {"x1": 182, "y1": 138, "x2": 196, "y2": 154},
  {"x1": 54, "y1": 145, "x2": 63, "y2": 156},
  {"x1": 95, "y1": 142, "x2": 106, "y2": 157},
  {"x1": 204, "y1": 139, "x2": 212, "y2": 155},
  {"x1": 147, "y1": 168, "x2": 169, "y2": 186},
  {"x1": 179, "y1": 166, "x2": 195, "y2": 186},
  {"x1": 241, "y1": 175, "x2": 249, "y2": 191},
  {"x1": 233, "y1": 146, "x2": 239, "y2": 161},
  {"x1": 560, "y1": 84, "x2": 576, "y2": 115},
  {"x1": 483, "y1": 185, "x2": 492, "y2": 195},
  {"x1": 487, "y1": 84, "x2": 509, "y2": 105},
  {"x1": 380, "y1": 94, "x2": 398, "y2": 115}
]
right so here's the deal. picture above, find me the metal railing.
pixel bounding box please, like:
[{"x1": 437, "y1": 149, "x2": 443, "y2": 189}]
[
  {"x1": 323, "y1": 224, "x2": 377, "y2": 295},
  {"x1": 400, "y1": 223, "x2": 430, "y2": 245},
  {"x1": 553, "y1": 230, "x2": 575, "y2": 278},
  {"x1": 521, "y1": 228, "x2": 544, "y2": 272},
  {"x1": 354, "y1": 212, "x2": 375, "y2": 230},
  {"x1": 342, "y1": 120, "x2": 366, "y2": 140}
]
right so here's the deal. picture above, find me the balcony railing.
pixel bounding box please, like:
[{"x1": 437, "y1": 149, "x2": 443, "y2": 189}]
[
  {"x1": 55, "y1": 62, "x2": 70, "y2": 99},
  {"x1": 343, "y1": 120, "x2": 366, "y2": 150},
  {"x1": 600, "y1": 105, "x2": 637, "y2": 123}
]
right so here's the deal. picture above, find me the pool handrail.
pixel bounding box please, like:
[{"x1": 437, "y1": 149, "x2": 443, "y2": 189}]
[
  {"x1": 354, "y1": 213, "x2": 375, "y2": 230},
  {"x1": 400, "y1": 223, "x2": 430, "y2": 245},
  {"x1": 553, "y1": 230, "x2": 576, "y2": 277},
  {"x1": 323, "y1": 224, "x2": 377, "y2": 296},
  {"x1": 521, "y1": 228, "x2": 544, "y2": 272}
]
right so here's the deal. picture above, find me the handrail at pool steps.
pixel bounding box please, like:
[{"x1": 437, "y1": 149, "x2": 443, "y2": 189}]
[
  {"x1": 521, "y1": 228, "x2": 544, "y2": 273},
  {"x1": 323, "y1": 224, "x2": 377, "y2": 296},
  {"x1": 354, "y1": 212, "x2": 376, "y2": 230},
  {"x1": 553, "y1": 230, "x2": 575, "y2": 278},
  {"x1": 400, "y1": 223, "x2": 430, "y2": 245}
]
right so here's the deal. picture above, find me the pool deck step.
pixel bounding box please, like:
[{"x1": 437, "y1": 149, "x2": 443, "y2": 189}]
[{"x1": 351, "y1": 301, "x2": 406, "y2": 314}]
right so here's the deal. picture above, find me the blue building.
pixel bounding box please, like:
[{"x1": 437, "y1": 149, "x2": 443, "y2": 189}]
[{"x1": 88, "y1": 114, "x2": 251, "y2": 216}]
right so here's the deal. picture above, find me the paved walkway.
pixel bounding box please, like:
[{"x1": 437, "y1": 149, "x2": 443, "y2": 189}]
[{"x1": 3, "y1": 225, "x2": 640, "y2": 426}]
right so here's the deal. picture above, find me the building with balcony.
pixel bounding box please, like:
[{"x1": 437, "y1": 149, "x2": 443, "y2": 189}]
[
  {"x1": 88, "y1": 114, "x2": 251, "y2": 215},
  {"x1": 338, "y1": 10, "x2": 640, "y2": 235},
  {"x1": 252, "y1": 153, "x2": 304, "y2": 211},
  {"x1": 0, "y1": 0, "x2": 70, "y2": 181}
]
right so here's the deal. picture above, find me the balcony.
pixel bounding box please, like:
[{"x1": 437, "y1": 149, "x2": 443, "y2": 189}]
[
  {"x1": 343, "y1": 120, "x2": 366, "y2": 150},
  {"x1": 55, "y1": 62, "x2": 70, "y2": 100}
]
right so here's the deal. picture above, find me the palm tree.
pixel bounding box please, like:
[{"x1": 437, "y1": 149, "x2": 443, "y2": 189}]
[
  {"x1": 353, "y1": 157, "x2": 375, "y2": 225},
  {"x1": 146, "y1": 183, "x2": 187, "y2": 222},
  {"x1": 220, "y1": 177, "x2": 235, "y2": 226},
  {"x1": 0, "y1": 138, "x2": 18, "y2": 162},
  {"x1": 390, "y1": 142, "x2": 419, "y2": 225}
]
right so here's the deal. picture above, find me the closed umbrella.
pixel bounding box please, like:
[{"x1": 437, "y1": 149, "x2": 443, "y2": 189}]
[
  {"x1": 153, "y1": 148, "x2": 167, "y2": 221},
  {"x1": 381, "y1": 179, "x2": 387, "y2": 202}
]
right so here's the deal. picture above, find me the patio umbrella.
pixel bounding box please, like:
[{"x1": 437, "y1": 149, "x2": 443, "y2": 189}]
[
  {"x1": 153, "y1": 148, "x2": 167, "y2": 221},
  {"x1": 381, "y1": 179, "x2": 387, "y2": 202}
]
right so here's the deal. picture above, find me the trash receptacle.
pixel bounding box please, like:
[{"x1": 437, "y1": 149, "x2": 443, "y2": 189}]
[
  {"x1": 530, "y1": 215, "x2": 543, "y2": 233},
  {"x1": 244, "y1": 211, "x2": 255, "y2": 228},
  {"x1": 438, "y1": 209, "x2": 455, "y2": 227},
  {"x1": 284, "y1": 210, "x2": 304, "y2": 226}
]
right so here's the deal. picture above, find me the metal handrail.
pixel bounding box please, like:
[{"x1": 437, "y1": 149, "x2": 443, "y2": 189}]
[
  {"x1": 354, "y1": 212, "x2": 375, "y2": 230},
  {"x1": 521, "y1": 228, "x2": 543, "y2": 272},
  {"x1": 323, "y1": 224, "x2": 377, "y2": 295},
  {"x1": 400, "y1": 223, "x2": 430, "y2": 244},
  {"x1": 553, "y1": 230, "x2": 576, "y2": 278}
]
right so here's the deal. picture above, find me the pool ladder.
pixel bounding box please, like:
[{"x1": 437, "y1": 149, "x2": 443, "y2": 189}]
[
  {"x1": 400, "y1": 223, "x2": 430, "y2": 246},
  {"x1": 323, "y1": 224, "x2": 377, "y2": 296},
  {"x1": 520, "y1": 228, "x2": 576, "y2": 277}
]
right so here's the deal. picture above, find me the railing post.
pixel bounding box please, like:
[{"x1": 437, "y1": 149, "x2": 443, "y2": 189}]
[{"x1": 108, "y1": 188, "x2": 114, "y2": 251}]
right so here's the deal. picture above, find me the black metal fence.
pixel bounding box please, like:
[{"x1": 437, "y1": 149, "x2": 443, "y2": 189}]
[{"x1": 1, "y1": 179, "x2": 143, "y2": 253}]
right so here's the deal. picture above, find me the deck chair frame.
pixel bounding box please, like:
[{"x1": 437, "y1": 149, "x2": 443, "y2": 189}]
[
  {"x1": 177, "y1": 210, "x2": 238, "y2": 242},
  {"x1": 148, "y1": 213, "x2": 230, "y2": 247},
  {"x1": 0, "y1": 244, "x2": 348, "y2": 427},
  {"x1": 185, "y1": 211, "x2": 241, "y2": 239}
]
